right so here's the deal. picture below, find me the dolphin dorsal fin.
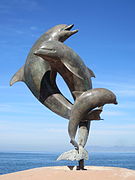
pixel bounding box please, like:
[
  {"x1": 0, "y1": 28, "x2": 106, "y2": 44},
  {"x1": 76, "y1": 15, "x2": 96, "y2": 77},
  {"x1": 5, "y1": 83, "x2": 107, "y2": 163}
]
[
  {"x1": 72, "y1": 91, "x2": 84, "y2": 98},
  {"x1": 87, "y1": 68, "x2": 96, "y2": 78},
  {"x1": 10, "y1": 66, "x2": 25, "y2": 86}
]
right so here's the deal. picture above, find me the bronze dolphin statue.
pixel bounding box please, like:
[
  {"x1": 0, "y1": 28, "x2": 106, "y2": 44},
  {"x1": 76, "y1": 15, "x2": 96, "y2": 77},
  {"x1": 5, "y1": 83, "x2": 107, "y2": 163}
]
[
  {"x1": 34, "y1": 40, "x2": 104, "y2": 161},
  {"x1": 10, "y1": 24, "x2": 78, "y2": 119},
  {"x1": 10, "y1": 25, "x2": 98, "y2": 162},
  {"x1": 10, "y1": 25, "x2": 97, "y2": 163}
]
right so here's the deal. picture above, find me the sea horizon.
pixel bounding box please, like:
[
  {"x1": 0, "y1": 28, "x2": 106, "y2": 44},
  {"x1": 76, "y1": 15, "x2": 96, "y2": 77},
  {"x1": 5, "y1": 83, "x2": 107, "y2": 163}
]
[
  {"x1": 0, "y1": 145, "x2": 135, "y2": 153},
  {"x1": 0, "y1": 150, "x2": 135, "y2": 175}
]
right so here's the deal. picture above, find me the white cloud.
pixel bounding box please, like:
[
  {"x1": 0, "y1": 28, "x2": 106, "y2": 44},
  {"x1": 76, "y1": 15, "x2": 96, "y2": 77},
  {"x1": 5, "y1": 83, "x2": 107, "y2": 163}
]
[
  {"x1": 115, "y1": 89, "x2": 135, "y2": 97},
  {"x1": 0, "y1": 86, "x2": 10, "y2": 89},
  {"x1": 0, "y1": 0, "x2": 40, "y2": 12},
  {"x1": 87, "y1": 123, "x2": 135, "y2": 146},
  {"x1": 94, "y1": 80, "x2": 135, "y2": 99},
  {"x1": 1, "y1": 118, "x2": 135, "y2": 150},
  {"x1": 30, "y1": 26, "x2": 38, "y2": 31},
  {"x1": 94, "y1": 81, "x2": 135, "y2": 90},
  {"x1": 15, "y1": 30, "x2": 25, "y2": 34},
  {"x1": 117, "y1": 101, "x2": 135, "y2": 109},
  {"x1": 102, "y1": 111, "x2": 126, "y2": 116}
]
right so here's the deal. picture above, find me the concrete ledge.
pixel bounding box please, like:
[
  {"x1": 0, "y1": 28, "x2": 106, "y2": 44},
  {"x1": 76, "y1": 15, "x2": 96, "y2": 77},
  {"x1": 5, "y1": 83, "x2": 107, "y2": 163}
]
[{"x1": 0, "y1": 166, "x2": 135, "y2": 180}]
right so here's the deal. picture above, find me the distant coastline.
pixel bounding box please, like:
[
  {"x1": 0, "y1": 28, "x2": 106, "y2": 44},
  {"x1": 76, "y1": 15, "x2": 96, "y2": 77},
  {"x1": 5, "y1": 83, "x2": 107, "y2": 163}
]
[
  {"x1": 0, "y1": 146, "x2": 135, "y2": 154},
  {"x1": 87, "y1": 146, "x2": 135, "y2": 153}
]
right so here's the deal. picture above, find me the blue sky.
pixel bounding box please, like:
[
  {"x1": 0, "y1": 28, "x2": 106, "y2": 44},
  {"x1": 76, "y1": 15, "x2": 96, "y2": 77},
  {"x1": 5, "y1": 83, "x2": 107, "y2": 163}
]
[{"x1": 0, "y1": 0, "x2": 135, "y2": 152}]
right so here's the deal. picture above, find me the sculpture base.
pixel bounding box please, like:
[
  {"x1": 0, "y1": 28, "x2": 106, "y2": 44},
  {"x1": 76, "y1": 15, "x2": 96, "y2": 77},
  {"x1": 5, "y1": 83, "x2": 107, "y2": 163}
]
[{"x1": 1, "y1": 166, "x2": 135, "y2": 180}]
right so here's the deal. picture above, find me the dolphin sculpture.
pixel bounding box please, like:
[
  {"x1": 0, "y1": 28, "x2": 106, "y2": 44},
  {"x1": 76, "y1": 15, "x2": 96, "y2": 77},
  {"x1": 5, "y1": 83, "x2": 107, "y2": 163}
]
[
  {"x1": 10, "y1": 24, "x2": 78, "y2": 119},
  {"x1": 68, "y1": 88, "x2": 118, "y2": 149},
  {"x1": 10, "y1": 25, "x2": 99, "y2": 166},
  {"x1": 34, "y1": 40, "x2": 105, "y2": 162}
]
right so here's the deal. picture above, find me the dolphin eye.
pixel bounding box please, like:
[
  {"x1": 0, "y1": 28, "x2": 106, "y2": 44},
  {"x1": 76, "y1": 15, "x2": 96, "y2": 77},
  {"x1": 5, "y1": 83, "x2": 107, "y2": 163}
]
[{"x1": 42, "y1": 48, "x2": 54, "y2": 51}]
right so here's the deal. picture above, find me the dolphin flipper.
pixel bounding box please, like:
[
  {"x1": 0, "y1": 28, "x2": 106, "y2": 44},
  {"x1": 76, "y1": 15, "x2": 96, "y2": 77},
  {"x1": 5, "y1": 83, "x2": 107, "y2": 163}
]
[
  {"x1": 85, "y1": 108, "x2": 102, "y2": 120},
  {"x1": 62, "y1": 61, "x2": 96, "y2": 80},
  {"x1": 10, "y1": 66, "x2": 25, "y2": 86},
  {"x1": 62, "y1": 61, "x2": 84, "y2": 80}
]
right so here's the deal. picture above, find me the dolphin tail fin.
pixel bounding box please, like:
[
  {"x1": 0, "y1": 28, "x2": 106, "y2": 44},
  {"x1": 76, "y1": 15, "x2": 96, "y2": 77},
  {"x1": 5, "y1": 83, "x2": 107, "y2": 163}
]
[
  {"x1": 10, "y1": 66, "x2": 25, "y2": 86},
  {"x1": 57, "y1": 146, "x2": 88, "y2": 161}
]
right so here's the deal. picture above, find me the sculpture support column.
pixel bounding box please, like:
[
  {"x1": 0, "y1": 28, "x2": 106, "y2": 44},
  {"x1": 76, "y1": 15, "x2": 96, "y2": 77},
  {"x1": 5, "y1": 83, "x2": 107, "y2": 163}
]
[
  {"x1": 77, "y1": 121, "x2": 91, "y2": 170},
  {"x1": 77, "y1": 159, "x2": 85, "y2": 170}
]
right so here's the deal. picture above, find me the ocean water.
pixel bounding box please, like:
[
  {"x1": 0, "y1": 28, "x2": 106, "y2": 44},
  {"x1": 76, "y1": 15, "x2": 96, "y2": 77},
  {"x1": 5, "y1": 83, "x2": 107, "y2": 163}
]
[{"x1": 0, "y1": 152, "x2": 135, "y2": 175}]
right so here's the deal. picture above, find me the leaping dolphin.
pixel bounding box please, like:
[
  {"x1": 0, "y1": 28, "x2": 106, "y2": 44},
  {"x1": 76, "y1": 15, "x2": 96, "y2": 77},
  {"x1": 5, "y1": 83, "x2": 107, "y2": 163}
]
[
  {"x1": 68, "y1": 88, "x2": 118, "y2": 149},
  {"x1": 34, "y1": 40, "x2": 95, "y2": 96},
  {"x1": 10, "y1": 24, "x2": 78, "y2": 119}
]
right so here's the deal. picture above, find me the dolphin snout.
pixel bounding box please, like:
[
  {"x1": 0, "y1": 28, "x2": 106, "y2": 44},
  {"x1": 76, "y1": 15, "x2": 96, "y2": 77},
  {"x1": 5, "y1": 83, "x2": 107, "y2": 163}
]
[
  {"x1": 64, "y1": 24, "x2": 79, "y2": 35},
  {"x1": 34, "y1": 46, "x2": 56, "y2": 57},
  {"x1": 114, "y1": 100, "x2": 118, "y2": 105},
  {"x1": 64, "y1": 24, "x2": 74, "y2": 31}
]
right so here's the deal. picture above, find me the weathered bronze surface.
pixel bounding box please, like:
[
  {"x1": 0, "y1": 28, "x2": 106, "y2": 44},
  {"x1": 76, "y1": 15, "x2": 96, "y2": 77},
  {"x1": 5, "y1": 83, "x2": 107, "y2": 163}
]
[
  {"x1": 10, "y1": 24, "x2": 78, "y2": 119},
  {"x1": 10, "y1": 24, "x2": 117, "y2": 170},
  {"x1": 34, "y1": 40, "x2": 117, "y2": 162},
  {"x1": 34, "y1": 40, "x2": 100, "y2": 161},
  {"x1": 68, "y1": 88, "x2": 117, "y2": 149}
]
